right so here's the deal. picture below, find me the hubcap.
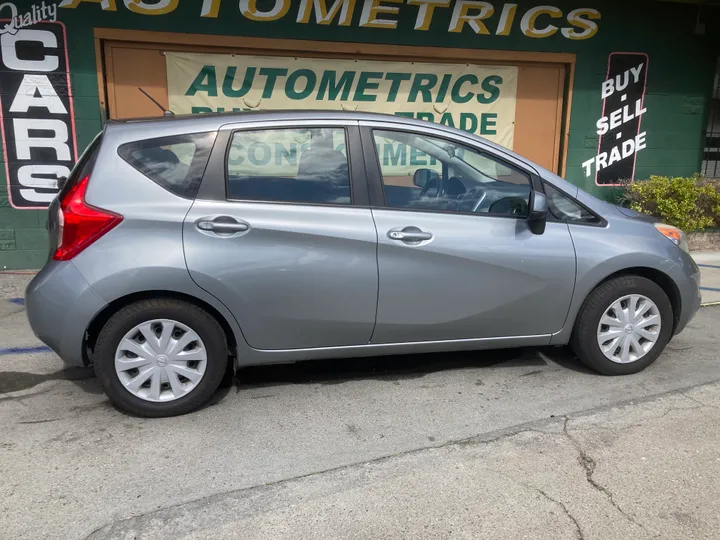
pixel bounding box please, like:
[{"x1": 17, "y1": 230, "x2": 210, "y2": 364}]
[
  {"x1": 597, "y1": 294, "x2": 661, "y2": 364},
  {"x1": 114, "y1": 319, "x2": 208, "y2": 402}
]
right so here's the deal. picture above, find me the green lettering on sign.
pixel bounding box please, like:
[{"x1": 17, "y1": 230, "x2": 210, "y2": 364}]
[
  {"x1": 451, "y1": 74, "x2": 477, "y2": 104},
  {"x1": 480, "y1": 113, "x2": 498, "y2": 135},
  {"x1": 259, "y1": 68, "x2": 288, "y2": 99},
  {"x1": 385, "y1": 72, "x2": 412, "y2": 102},
  {"x1": 354, "y1": 71, "x2": 383, "y2": 102},
  {"x1": 459, "y1": 113, "x2": 478, "y2": 133},
  {"x1": 286, "y1": 69, "x2": 317, "y2": 100},
  {"x1": 410, "y1": 147, "x2": 427, "y2": 166},
  {"x1": 223, "y1": 66, "x2": 256, "y2": 98},
  {"x1": 409, "y1": 74, "x2": 438, "y2": 103},
  {"x1": 317, "y1": 71, "x2": 355, "y2": 100},
  {"x1": 477, "y1": 75, "x2": 503, "y2": 104},
  {"x1": 436, "y1": 74, "x2": 453, "y2": 103},
  {"x1": 186, "y1": 65, "x2": 218, "y2": 97},
  {"x1": 248, "y1": 142, "x2": 271, "y2": 166},
  {"x1": 439, "y1": 112, "x2": 455, "y2": 128},
  {"x1": 383, "y1": 143, "x2": 407, "y2": 166},
  {"x1": 276, "y1": 143, "x2": 298, "y2": 165}
]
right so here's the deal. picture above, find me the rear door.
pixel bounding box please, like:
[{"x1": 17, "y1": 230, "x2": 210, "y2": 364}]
[
  {"x1": 361, "y1": 121, "x2": 576, "y2": 344},
  {"x1": 183, "y1": 121, "x2": 379, "y2": 350}
]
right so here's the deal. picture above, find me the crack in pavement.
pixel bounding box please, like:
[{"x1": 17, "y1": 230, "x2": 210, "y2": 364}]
[
  {"x1": 491, "y1": 470, "x2": 584, "y2": 540},
  {"x1": 562, "y1": 416, "x2": 657, "y2": 538},
  {"x1": 678, "y1": 391, "x2": 720, "y2": 410}
]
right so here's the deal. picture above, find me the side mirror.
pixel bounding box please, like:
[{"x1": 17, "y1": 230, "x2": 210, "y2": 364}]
[
  {"x1": 413, "y1": 168, "x2": 440, "y2": 188},
  {"x1": 528, "y1": 191, "x2": 548, "y2": 235}
]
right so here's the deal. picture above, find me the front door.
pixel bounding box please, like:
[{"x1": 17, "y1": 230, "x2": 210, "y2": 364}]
[
  {"x1": 362, "y1": 124, "x2": 576, "y2": 344},
  {"x1": 184, "y1": 123, "x2": 378, "y2": 350}
]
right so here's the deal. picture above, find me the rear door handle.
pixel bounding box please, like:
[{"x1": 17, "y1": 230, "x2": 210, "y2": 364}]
[
  {"x1": 196, "y1": 217, "x2": 249, "y2": 235},
  {"x1": 387, "y1": 227, "x2": 433, "y2": 243}
]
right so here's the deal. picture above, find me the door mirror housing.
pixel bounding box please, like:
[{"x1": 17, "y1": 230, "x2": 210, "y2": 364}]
[
  {"x1": 413, "y1": 168, "x2": 440, "y2": 188},
  {"x1": 528, "y1": 191, "x2": 548, "y2": 235}
]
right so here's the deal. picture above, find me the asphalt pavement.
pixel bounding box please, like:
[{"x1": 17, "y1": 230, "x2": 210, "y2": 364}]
[{"x1": 1, "y1": 272, "x2": 720, "y2": 539}]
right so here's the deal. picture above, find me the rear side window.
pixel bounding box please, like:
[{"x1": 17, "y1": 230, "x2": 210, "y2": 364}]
[{"x1": 119, "y1": 132, "x2": 217, "y2": 199}]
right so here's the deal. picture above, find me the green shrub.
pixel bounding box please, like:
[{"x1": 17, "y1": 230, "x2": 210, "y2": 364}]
[{"x1": 620, "y1": 175, "x2": 720, "y2": 232}]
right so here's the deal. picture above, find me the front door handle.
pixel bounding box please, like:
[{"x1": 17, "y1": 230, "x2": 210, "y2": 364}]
[
  {"x1": 387, "y1": 226, "x2": 433, "y2": 243},
  {"x1": 196, "y1": 217, "x2": 249, "y2": 235}
]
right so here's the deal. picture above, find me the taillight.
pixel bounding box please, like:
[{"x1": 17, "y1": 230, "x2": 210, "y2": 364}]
[{"x1": 53, "y1": 176, "x2": 122, "y2": 261}]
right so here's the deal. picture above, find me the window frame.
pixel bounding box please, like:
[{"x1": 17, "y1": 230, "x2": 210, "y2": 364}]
[
  {"x1": 359, "y1": 122, "x2": 541, "y2": 221},
  {"x1": 216, "y1": 122, "x2": 366, "y2": 208}
]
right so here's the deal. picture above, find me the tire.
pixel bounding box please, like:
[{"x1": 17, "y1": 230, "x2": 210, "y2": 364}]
[
  {"x1": 94, "y1": 298, "x2": 228, "y2": 417},
  {"x1": 571, "y1": 275, "x2": 674, "y2": 375}
]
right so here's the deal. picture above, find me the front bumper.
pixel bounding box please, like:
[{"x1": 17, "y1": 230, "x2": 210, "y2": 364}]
[
  {"x1": 672, "y1": 252, "x2": 702, "y2": 336},
  {"x1": 26, "y1": 261, "x2": 107, "y2": 366}
]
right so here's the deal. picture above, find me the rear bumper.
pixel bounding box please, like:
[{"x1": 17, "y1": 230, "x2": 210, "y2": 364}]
[{"x1": 25, "y1": 261, "x2": 107, "y2": 366}]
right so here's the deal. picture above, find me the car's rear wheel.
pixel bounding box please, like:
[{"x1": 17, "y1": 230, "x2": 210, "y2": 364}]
[
  {"x1": 94, "y1": 298, "x2": 228, "y2": 417},
  {"x1": 571, "y1": 275, "x2": 674, "y2": 375}
]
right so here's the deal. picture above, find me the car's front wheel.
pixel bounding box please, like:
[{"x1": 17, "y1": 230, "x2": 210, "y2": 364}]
[
  {"x1": 571, "y1": 275, "x2": 674, "y2": 375},
  {"x1": 94, "y1": 298, "x2": 228, "y2": 417}
]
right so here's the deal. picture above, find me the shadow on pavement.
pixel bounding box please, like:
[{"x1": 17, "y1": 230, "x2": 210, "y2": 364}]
[
  {"x1": 0, "y1": 346, "x2": 590, "y2": 411},
  {"x1": 234, "y1": 345, "x2": 588, "y2": 389},
  {"x1": 0, "y1": 366, "x2": 98, "y2": 397}
]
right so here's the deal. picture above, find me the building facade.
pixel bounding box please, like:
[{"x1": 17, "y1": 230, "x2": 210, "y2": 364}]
[{"x1": 0, "y1": 0, "x2": 718, "y2": 269}]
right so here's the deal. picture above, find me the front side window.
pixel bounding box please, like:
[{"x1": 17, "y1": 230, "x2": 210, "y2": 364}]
[
  {"x1": 118, "y1": 132, "x2": 217, "y2": 199},
  {"x1": 544, "y1": 183, "x2": 600, "y2": 224},
  {"x1": 372, "y1": 130, "x2": 531, "y2": 217},
  {"x1": 226, "y1": 128, "x2": 350, "y2": 205}
]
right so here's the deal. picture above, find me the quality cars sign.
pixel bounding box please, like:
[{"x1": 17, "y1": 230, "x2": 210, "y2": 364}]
[
  {"x1": 167, "y1": 52, "x2": 519, "y2": 149},
  {"x1": 0, "y1": 5, "x2": 77, "y2": 209}
]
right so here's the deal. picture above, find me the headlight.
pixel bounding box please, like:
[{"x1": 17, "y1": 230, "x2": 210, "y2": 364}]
[{"x1": 654, "y1": 223, "x2": 690, "y2": 253}]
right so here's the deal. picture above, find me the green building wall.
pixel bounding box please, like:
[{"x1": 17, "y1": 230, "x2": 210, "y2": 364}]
[{"x1": 0, "y1": 0, "x2": 717, "y2": 269}]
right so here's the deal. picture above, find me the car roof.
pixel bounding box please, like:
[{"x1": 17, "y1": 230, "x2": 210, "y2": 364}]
[
  {"x1": 109, "y1": 109, "x2": 419, "y2": 126},
  {"x1": 106, "y1": 109, "x2": 463, "y2": 134},
  {"x1": 104, "y1": 109, "x2": 507, "y2": 156}
]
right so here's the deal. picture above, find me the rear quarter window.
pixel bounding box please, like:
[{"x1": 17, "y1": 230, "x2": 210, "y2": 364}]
[
  {"x1": 118, "y1": 132, "x2": 217, "y2": 199},
  {"x1": 58, "y1": 132, "x2": 103, "y2": 202}
]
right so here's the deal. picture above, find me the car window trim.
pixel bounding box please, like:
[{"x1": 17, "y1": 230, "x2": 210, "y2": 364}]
[
  {"x1": 360, "y1": 125, "x2": 536, "y2": 219},
  {"x1": 215, "y1": 123, "x2": 368, "y2": 208}
]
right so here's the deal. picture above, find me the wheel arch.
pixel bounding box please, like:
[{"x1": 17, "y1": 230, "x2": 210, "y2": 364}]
[
  {"x1": 551, "y1": 264, "x2": 683, "y2": 346},
  {"x1": 591, "y1": 267, "x2": 681, "y2": 332},
  {"x1": 84, "y1": 290, "x2": 238, "y2": 366}
]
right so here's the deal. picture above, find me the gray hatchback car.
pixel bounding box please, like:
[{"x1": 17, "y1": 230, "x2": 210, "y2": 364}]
[{"x1": 26, "y1": 111, "x2": 701, "y2": 417}]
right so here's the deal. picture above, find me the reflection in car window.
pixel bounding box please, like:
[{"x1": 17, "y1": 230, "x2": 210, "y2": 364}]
[
  {"x1": 118, "y1": 132, "x2": 217, "y2": 199},
  {"x1": 372, "y1": 130, "x2": 531, "y2": 217},
  {"x1": 226, "y1": 128, "x2": 350, "y2": 205},
  {"x1": 544, "y1": 183, "x2": 600, "y2": 224}
]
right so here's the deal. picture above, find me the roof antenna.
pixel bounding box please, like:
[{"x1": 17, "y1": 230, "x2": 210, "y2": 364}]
[{"x1": 138, "y1": 88, "x2": 174, "y2": 116}]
